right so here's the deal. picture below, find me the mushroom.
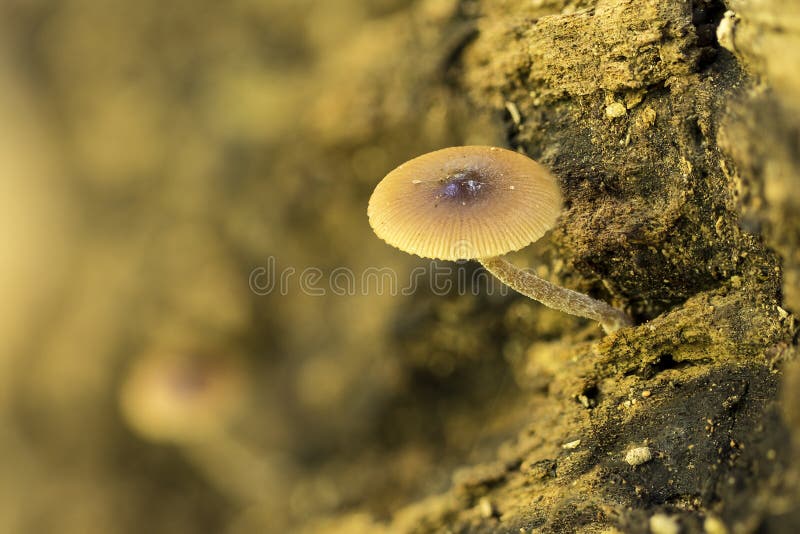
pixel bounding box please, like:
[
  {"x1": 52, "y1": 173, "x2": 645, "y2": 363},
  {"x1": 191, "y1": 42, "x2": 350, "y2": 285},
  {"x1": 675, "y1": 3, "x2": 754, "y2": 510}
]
[
  {"x1": 367, "y1": 146, "x2": 632, "y2": 333},
  {"x1": 119, "y1": 347, "x2": 246, "y2": 444}
]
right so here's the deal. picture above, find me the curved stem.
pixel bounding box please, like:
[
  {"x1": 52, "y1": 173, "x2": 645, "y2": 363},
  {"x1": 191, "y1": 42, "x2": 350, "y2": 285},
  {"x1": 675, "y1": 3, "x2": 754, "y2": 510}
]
[{"x1": 479, "y1": 256, "x2": 632, "y2": 334}]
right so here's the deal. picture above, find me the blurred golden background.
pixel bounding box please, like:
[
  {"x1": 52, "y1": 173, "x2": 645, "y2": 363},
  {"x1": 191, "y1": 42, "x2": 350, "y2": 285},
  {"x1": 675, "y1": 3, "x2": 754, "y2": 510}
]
[{"x1": 0, "y1": 1, "x2": 533, "y2": 532}]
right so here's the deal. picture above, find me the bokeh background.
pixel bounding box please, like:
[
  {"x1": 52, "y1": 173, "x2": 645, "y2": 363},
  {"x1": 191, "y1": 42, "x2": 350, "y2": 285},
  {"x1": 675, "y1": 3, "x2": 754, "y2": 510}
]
[{"x1": 0, "y1": 1, "x2": 539, "y2": 532}]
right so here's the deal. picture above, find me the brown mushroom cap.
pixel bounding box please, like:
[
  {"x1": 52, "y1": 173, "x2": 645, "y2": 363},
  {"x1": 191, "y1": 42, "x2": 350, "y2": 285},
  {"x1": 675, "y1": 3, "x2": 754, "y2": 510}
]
[
  {"x1": 368, "y1": 146, "x2": 562, "y2": 260},
  {"x1": 119, "y1": 348, "x2": 246, "y2": 443}
]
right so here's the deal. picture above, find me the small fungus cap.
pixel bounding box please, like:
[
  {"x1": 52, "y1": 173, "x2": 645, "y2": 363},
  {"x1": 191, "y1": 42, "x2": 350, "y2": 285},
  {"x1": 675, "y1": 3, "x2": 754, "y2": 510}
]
[
  {"x1": 119, "y1": 348, "x2": 246, "y2": 444},
  {"x1": 368, "y1": 146, "x2": 562, "y2": 260}
]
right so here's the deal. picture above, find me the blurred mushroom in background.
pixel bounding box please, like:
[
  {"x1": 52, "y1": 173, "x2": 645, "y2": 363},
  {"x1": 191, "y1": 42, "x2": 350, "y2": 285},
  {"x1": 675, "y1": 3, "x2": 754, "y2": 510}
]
[{"x1": 120, "y1": 346, "x2": 247, "y2": 445}]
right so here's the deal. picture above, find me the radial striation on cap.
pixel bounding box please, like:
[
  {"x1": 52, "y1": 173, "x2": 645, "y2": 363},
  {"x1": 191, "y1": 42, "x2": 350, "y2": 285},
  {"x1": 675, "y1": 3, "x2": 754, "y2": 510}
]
[{"x1": 368, "y1": 146, "x2": 562, "y2": 261}]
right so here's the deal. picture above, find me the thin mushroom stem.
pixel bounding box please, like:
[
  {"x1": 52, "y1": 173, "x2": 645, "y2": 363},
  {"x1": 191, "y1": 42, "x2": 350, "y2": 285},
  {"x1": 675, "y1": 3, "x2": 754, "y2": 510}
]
[{"x1": 479, "y1": 255, "x2": 632, "y2": 334}]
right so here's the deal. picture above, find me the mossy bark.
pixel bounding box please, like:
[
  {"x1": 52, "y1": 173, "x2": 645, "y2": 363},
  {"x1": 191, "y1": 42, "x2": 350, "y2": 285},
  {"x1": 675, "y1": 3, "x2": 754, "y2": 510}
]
[{"x1": 308, "y1": 0, "x2": 800, "y2": 532}]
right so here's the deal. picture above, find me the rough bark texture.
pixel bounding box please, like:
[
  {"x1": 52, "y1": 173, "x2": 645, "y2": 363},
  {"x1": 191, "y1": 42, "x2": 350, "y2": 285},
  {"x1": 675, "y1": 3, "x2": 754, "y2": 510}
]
[{"x1": 303, "y1": 0, "x2": 800, "y2": 532}]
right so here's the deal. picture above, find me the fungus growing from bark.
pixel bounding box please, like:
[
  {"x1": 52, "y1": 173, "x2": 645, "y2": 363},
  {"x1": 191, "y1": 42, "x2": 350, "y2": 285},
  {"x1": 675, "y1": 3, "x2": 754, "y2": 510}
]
[
  {"x1": 119, "y1": 348, "x2": 246, "y2": 443},
  {"x1": 367, "y1": 146, "x2": 632, "y2": 333}
]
